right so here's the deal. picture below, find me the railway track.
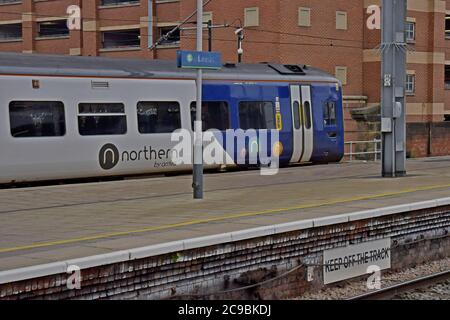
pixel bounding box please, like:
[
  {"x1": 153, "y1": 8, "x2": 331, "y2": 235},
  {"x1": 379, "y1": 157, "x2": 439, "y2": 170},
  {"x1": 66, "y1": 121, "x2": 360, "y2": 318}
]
[{"x1": 347, "y1": 269, "x2": 450, "y2": 300}]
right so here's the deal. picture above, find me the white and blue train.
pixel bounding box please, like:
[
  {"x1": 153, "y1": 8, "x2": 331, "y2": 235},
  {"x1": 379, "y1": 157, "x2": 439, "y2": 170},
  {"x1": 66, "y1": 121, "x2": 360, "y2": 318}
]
[{"x1": 0, "y1": 52, "x2": 344, "y2": 184}]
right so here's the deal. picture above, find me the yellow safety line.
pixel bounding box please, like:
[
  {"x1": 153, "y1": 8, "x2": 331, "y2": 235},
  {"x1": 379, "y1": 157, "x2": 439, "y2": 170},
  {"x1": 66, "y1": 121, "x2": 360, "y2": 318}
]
[{"x1": 1, "y1": 183, "x2": 450, "y2": 254}]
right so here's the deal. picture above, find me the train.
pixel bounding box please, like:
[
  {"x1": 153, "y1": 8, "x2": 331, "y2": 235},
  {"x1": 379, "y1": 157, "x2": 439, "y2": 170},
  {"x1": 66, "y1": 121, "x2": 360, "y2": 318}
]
[{"x1": 0, "y1": 52, "x2": 344, "y2": 184}]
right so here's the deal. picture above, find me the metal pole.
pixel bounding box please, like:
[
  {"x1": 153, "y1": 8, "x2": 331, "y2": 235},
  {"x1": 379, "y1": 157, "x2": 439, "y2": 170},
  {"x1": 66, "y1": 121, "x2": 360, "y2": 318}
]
[
  {"x1": 208, "y1": 20, "x2": 212, "y2": 52},
  {"x1": 381, "y1": 0, "x2": 407, "y2": 177},
  {"x1": 193, "y1": 0, "x2": 204, "y2": 199},
  {"x1": 147, "y1": 0, "x2": 153, "y2": 49}
]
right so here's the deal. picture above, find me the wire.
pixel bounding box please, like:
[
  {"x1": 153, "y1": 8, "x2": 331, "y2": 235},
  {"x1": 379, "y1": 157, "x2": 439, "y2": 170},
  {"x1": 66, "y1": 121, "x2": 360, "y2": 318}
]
[
  {"x1": 164, "y1": 263, "x2": 304, "y2": 299},
  {"x1": 181, "y1": 35, "x2": 364, "y2": 50},
  {"x1": 246, "y1": 26, "x2": 364, "y2": 44},
  {"x1": 151, "y1": 0, "x2": 215, "y2": 48}
]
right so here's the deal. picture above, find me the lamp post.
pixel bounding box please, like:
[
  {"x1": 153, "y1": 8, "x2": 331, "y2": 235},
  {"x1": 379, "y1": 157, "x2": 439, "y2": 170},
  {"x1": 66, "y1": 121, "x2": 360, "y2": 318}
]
[{"x1": 193, "y1": 0, "x2": 204, "y2": 199}]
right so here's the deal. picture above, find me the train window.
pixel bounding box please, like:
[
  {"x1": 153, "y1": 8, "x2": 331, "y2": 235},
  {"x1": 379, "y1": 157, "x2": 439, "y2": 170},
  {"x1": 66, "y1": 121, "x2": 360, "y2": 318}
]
[
  {"x1": 238, "y1": 101, "x2": 276, "y2": 130},
  {"x1": 78, "y1": 103, "x2": 127, "y2": 136},
  {"x1": 293, "y1": 101, "x2": 301, "y2": 130},
  {"x1": 323, "y1": 101, "x2": 336, "y2": 126},
  {"x1": 190, "y1": 101, "x2": 230, "y2": 131},
  {"x1": 9, "y1": 101, "x2": 66, "y2": 138},
  {"x1": 137, "y1": 101, "x2": 181, "y2": 134},
  {"x1": 303, "y1": 101, "x2": 312, "y2": 129}
]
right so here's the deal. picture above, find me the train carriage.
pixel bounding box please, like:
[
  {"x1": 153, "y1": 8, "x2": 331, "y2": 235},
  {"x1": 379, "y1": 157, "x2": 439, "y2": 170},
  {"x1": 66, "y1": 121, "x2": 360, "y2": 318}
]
[{"x1": 0, "y1": 52, "x2": 344, "y2": 184}]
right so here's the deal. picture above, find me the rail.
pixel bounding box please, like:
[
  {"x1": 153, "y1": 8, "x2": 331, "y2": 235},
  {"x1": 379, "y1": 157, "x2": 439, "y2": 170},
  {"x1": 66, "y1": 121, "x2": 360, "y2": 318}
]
[
  {"x1": 347, "y1": 269, "x2": 450, "y2": 300},
  {"x1": 345, "y1": 139, "x2": 381, "y2": 162}
]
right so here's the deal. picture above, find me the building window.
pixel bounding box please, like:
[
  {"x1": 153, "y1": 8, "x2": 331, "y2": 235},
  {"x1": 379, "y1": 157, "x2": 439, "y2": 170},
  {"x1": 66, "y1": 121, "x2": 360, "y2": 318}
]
[
  {"x1": 446, "y1": 15, "x2": 450, "y2": 38},
  {"x1": 244, "y1": 7, "x2": 259, "y2": 27},
  {"x1": 406, "y1": 21, "x2": 415, "y2": 43},
  {"x1": 0, "y1": 0, "x2": 22, "y2": 4},
  {"x1": 0, "y1": 23, "x2": 22, "y2": 41},
  {"x1": 335, "y1": 66, "x2": 347, "y2": 85},
  {"x1": 78, "y1": 103, "x2": 127, "y2": 136},
  {"x1": 298, "y1": 7, "x2": 311, "y2": 27},
  {"x1": 157, "y1": 26, "x2": 180, "y2": 45},
  {"x1": 238, "y1": 101, "x2": 275, "y2": 130},
  {"x1": 37, "y1": 20, "x2": 69, "y2": 38},
  {"x1": 9, "y1": 101, "x2": 66, "y2": 138},
  {"x1": 203, "y1": 12, "x2": 213, "y2": 24},
  {"x1": 100, "y1": 0, "x2": 139, "y2": 6},
  {"x1": 405, "y1": 74, "x2": 415, "y2": 94},
  {"x1": 102, "y1": 29, "x2": 140, "y2": 48},
  {"x1": 137, "y1": 101, "x2": 181, "y2": 134},
  {"x1": 190, "y1": 101, "x2": 230, "y2": 131},
  {"x1": 323, "y1": 101, "x2": 336, "y2": 126},
  {"x1": 336, "y1": 11, "x2": 347, "y2": 30},
  {"x1": 445, "y1": 65, "x2": 450, "y2": 90}
]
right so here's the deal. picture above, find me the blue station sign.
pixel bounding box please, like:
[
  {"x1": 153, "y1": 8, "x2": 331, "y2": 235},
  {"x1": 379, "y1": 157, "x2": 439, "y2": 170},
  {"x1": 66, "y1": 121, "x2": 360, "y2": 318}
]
[{"x1": 177, "y1": 50, "x2": 222, "y2": 70}]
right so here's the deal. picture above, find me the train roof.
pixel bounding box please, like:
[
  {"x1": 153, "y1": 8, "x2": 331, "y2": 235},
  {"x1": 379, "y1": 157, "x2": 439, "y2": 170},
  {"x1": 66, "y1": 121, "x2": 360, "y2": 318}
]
[{"x1": 0, "y1": 52, "x2": 338, "y2": 83}]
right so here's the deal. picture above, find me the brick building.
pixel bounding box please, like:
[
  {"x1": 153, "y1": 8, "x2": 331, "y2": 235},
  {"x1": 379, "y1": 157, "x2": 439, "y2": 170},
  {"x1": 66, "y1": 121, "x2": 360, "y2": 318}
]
[{"x1": 0, "y1": 0, "x2": 449, "y2": 156}]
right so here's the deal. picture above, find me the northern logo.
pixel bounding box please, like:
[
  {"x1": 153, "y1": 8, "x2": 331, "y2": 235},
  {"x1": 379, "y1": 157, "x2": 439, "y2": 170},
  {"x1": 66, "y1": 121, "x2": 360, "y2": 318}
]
[{"x1": 99, "y1": 143, "x2": 119, "y2": 170}]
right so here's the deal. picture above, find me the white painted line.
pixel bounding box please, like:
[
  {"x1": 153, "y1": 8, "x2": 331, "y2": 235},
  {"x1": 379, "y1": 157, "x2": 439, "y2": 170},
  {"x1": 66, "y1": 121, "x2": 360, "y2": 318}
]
[
  {"x1": 273, "y1": 220, "x2": 314, "y2": 234},
  {"x1": 410, "y1": 200, "x2": 438, "y2": 211},
  {"x1": 436, "y1": 197, "x2": 450, "y2": 207},
  {"x1": 183, "y1": 234, "x2": 233, "y2": 250},
  {"x1": 66, "y1": 250, "x2": 130, "y2": 270},
  {"x1": 0, "y1": 196, "x2": 449, "y2": 285},
  {"x1": 129, "y1": 241, "x2": 184, "y2": 260},
  {"x1": 231, "y1": 225, "x2": 276, "y2": 242},
  {"x1": 0, "y1": 262, "x2": 67, "y2": 285},
  {"x1": 348, "y1": 209, "x2": 383, "y2": 221},
  {"x1": 313, "y1": 214, "x2": 349, "y2": 227}
]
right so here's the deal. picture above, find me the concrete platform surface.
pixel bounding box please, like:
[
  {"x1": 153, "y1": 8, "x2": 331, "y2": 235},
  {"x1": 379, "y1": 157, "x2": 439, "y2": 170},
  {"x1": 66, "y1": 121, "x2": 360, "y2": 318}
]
[{"x1": 1, "y1": 157, "x2": 450, "y2": 272}]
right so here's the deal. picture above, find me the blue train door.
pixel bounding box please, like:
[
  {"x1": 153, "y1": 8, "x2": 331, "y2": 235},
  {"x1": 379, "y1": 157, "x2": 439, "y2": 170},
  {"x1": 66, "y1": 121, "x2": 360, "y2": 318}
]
[{"x1": 289, "y1": 85, "x2": 314, "y2": 163}]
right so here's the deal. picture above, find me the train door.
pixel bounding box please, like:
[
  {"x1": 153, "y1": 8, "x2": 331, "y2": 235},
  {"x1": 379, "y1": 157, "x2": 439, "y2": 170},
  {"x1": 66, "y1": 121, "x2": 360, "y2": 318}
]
[
  {"x1": 300, "y1": 85, "x2": 314, "y2": 162},
  {"x1": 289, "y1": 85, "x2": 303, "y2": 163}
]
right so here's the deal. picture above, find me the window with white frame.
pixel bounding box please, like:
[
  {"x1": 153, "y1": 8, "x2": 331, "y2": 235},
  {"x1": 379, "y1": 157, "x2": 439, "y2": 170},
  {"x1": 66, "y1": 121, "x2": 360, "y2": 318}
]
[
  {"x1": 244, "y1": 7, "x2": 259, "y2": 27},
  {"x1": 336, "y1": 11, "x2": 347, "y2": 30},
  {"x1": 406, "y1": 74, "x2": 415, "y2": 94},
  {"x1": 406, "y1": 21, "x2": 415, "y2": 42}
]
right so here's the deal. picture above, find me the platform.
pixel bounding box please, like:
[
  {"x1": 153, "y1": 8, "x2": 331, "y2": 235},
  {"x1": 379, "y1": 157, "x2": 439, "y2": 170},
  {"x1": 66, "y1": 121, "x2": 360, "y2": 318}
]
[{"x1": 1, "y1": 157, "x2": 450, "y2": 272}]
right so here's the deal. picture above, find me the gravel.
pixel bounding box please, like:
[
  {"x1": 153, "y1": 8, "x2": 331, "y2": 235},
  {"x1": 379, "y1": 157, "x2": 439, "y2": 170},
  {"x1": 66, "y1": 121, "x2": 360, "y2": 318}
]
[
  {"x1": 393, "y1": 279, "x2": 450, "y2": 300},
  {"x1": 294, "y1": 257, "x2": 450, "y2": 300}
]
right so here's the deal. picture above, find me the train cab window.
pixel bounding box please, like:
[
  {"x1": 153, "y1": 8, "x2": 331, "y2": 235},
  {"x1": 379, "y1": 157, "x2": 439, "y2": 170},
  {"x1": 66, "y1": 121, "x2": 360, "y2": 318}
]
[
  {"x1": 238, "y1": 101, "x2": 276, "y2": 130},
  {"x1": 190, "y1": 101, "x2": 230, "y2": 131},
  {"x1": 78, "y1": 103, "x2": 127, "y2": 136},
  {"x1": 9, "y1": 101, "x2": 66, "y2": 138},
  {"x1": 137, "y1": 101, "x2": 181, "y2": 134},
  {"x1": 323, "y1": 101, "x2": 336, "y2": 126}
]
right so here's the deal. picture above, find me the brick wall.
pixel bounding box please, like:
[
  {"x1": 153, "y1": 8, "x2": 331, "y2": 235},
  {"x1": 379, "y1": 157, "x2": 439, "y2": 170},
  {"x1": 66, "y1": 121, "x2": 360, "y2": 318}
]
[
  {"x1": 406, "y1": 122, "x2": 450, "y2": 158},
  {"x1": 1, "y1": 206, "x2": 449, "y2": 300}
]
